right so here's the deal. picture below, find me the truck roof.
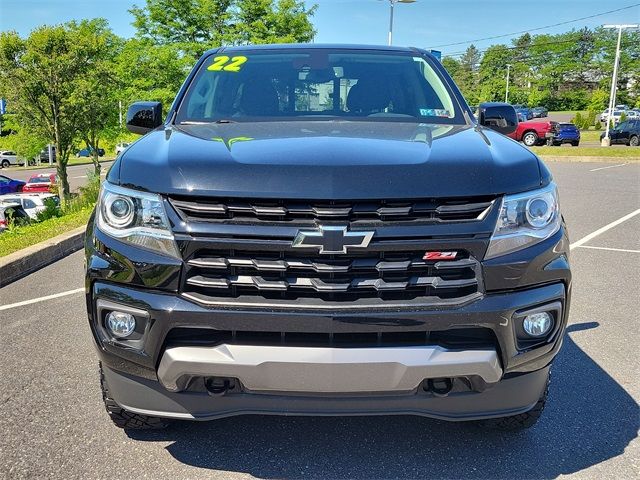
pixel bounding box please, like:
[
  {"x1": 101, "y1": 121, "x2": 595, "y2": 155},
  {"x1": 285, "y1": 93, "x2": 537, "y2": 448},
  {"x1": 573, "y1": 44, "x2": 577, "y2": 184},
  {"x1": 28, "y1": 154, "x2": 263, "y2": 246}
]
[{"x1": 207, "y1": 43, "x2": 423, "y2": 55}]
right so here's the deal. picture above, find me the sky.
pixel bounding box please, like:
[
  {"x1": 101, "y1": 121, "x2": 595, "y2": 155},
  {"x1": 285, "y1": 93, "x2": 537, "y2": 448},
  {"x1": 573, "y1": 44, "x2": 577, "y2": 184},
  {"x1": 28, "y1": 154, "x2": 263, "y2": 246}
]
[{"x1": 1, "y1": 0, "x2": 639, "y2": 57}]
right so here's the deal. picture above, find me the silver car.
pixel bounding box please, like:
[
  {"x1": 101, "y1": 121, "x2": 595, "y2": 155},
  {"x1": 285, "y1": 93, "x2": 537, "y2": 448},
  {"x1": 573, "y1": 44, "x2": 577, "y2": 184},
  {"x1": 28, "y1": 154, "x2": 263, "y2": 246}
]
[{"x1": 0, "y1": 151, "x2": 24, "y2": 168}]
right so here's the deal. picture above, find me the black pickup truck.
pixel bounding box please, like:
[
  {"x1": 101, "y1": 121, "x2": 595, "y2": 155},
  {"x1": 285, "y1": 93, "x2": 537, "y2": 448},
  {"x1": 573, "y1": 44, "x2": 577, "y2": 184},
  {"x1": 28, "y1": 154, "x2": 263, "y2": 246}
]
[{"x1": 85, "y1": 44, "x2": 571, "y2": 431}]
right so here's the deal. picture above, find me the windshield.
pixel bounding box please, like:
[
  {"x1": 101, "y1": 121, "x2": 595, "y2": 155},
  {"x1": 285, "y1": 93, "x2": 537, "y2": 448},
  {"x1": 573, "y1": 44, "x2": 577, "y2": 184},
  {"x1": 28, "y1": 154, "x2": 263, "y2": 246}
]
[
  {"x1": 28, "y1": 176, "x2": 52, "y2": 183},
  {"x1": 175, "y1": 49, "x2": 464, "y2": 124}
]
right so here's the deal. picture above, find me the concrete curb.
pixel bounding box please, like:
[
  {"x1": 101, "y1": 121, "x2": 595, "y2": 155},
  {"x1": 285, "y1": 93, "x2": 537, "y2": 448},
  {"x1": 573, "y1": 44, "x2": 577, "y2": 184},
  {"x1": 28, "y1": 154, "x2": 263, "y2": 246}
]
[
  {"x1": 0, "y1": 226, "x2": 86, "y2": 288},
  {"x1": 538, "y1": 155, "x2": 640, "y2": 163}
]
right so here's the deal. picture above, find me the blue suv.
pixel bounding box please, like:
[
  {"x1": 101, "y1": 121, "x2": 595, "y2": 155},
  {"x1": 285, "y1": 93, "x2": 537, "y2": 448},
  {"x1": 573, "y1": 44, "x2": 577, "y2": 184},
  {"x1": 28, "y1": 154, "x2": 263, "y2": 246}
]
[
  {"x1": 513, "y1": 105, "x2": 533, "y2": 120},
  {"x1": 550, "y1": 123, "x2": 580, "y2": 146}
]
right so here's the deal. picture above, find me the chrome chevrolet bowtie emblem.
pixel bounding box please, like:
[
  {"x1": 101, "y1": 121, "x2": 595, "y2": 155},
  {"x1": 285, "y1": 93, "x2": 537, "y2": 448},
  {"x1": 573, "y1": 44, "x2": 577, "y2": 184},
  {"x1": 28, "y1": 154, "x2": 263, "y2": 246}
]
[{"x1": 292, "y1": 226, "x2": 374, "y2": 254}]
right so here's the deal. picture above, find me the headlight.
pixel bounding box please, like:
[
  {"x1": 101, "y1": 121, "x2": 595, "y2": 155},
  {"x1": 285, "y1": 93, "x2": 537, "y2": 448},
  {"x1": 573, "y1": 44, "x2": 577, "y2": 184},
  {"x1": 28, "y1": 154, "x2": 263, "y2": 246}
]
[
  {"x1": 485, "y1": 182, "x2": 561, "y2": 259},
  {"x1": 96, "y1": 182, "x2": 180, "y2": 258}
]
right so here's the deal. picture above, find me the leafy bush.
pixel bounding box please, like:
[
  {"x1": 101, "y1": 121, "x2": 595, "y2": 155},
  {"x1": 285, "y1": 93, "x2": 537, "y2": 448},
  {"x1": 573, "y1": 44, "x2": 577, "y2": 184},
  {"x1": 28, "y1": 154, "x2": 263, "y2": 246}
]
[
  {"x1": 35, "y1": 197, "x2": 63, "y2": 222},
  {"x1": 573, "y1": 112, "x2": 584, "y2": 129},
  {"x1": 572, "y1": 111, "x2": 594, "y2": 130},
  {"x1": 588, "y1": 90, "x2": 609, "y2": 112},
  {"x1": 63, "y1": 169, "x2": 100, "y2": 214},
  {"x1": 3, "y1": 206, "x2": 31, "y2": 231}
]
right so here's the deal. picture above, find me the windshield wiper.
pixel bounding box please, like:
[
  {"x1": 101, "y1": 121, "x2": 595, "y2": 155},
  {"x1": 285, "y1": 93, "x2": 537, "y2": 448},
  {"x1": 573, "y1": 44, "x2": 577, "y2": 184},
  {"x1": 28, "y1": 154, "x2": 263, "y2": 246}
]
[{"x1": 178, "y1": 119, "x2": 237, "y2": 125}]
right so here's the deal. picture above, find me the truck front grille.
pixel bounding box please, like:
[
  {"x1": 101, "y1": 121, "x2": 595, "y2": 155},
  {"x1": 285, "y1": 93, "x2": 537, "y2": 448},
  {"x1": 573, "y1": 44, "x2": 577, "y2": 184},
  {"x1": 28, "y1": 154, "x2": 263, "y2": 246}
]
[
  {"x1": 164, "y1": 327, "x2": 496, "y2": 349},
  {"x1": 183, "y1": 248, "x2": 480, "y2": 303},
  {"x1": 170, "y1": 196, "x2": 494, "y2": 225}
]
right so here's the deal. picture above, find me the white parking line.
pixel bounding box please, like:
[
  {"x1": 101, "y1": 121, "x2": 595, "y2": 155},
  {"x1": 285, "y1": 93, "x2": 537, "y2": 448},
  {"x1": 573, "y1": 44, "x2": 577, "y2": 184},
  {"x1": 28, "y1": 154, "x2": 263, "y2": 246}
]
[
  {"x1": 589, "y1": 163, "x2": 628, "y2": 172},
  {"x1": 576, "y1": 245, "x2": 640, "y2": 253},
  {"x1": 570, "y1": 208, "x2": 640, "y2": 250},
  {"x1": 0, "y1": 287, "x2": 84, "y2": 312}
]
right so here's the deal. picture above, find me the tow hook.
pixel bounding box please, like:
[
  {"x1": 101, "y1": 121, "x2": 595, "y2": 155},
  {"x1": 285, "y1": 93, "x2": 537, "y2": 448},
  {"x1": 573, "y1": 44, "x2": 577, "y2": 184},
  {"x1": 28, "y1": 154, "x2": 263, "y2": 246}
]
[
  {"x1": 205, "y1": 377, "x2": 236, "y2": 396},
  {"x1": 424, "y1": 378, "x2": 454, "y2": 397}
]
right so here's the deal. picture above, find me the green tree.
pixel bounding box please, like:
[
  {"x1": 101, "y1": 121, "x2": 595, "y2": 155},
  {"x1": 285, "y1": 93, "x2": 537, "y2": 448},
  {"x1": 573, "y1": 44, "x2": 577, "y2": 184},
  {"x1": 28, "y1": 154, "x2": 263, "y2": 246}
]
[
  {"x1": 441, "y1": 57, "x2": 461, "y2": 78},
  {"x1": 130, "y1": 0, "x2": 235, "y2": 58},
  {"x1": 477, "y1": 45, "x2": 514, "y2": 102},
  {"x1": 233, "y1": 0, "x2": 317, "y2": 45},
  {"x1": 0, "y1": 20, "x2": 120, "y2": 202},
  {"x1": 588, "y1": 89, "x2": 609, "y2": 111},
  {"x1": 0, "y1": 27, "x2": 75, "y2": 200},
  {"x1": 114, "y1": 39, "x2": 193, "y2": 114},
  {"x1": 130, "y1": 0, "x2": 317, "y2": 58},
  {"x1": 72, "y1": 20, "x2": 123, "y2": 175},
  {"x1": 0, "y1": 128, "x2": 44, "y2": 163}
]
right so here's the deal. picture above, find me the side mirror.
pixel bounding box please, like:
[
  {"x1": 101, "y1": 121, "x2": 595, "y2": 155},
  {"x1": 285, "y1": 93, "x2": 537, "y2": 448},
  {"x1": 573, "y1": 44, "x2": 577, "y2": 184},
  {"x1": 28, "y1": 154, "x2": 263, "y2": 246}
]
[
  {"x1": 126, "y1": 101, "x2": 163, "y2": 135},
  {"x1": 478, "y1": 102, "x2": 518, "y2": 135}
]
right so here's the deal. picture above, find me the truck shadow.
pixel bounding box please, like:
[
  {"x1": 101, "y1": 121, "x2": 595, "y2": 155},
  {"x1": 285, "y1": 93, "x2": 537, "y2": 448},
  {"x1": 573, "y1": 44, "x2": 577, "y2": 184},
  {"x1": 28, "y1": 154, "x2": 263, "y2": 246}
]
[{"x1": 128, "y1": 322, "x2": 638, "y2": 479}]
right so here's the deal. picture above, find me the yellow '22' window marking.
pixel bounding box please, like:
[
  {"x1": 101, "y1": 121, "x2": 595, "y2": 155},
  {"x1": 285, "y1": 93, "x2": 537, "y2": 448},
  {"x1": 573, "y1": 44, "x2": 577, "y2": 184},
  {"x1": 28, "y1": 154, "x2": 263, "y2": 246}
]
[{"x1": 207, "y1": 56, "x2": 248, "y2": 72}]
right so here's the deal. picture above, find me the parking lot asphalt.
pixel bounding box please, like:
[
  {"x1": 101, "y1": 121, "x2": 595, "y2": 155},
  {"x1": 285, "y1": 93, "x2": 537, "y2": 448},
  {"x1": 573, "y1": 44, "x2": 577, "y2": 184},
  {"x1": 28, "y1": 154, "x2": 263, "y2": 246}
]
[{"x1": 0, "y1": 161, "x2": 638, "y2": 479}]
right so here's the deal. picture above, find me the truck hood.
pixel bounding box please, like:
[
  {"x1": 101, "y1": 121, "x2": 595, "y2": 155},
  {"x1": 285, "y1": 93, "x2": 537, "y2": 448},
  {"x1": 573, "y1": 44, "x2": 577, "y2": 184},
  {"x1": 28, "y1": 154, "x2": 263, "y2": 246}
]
[{"x1": 112, "y1": 121, "x2": 543, "y2": 199}]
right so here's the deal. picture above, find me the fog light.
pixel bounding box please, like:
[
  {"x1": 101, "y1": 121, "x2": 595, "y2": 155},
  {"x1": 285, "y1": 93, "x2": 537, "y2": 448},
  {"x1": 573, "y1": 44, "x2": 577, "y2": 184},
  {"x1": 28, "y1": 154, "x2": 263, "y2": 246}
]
[
  {"x1": 106, "y1": 311, "x2": 136, "y2": 338},
  {"x1": 523, "y1": 312, "x2": 552, "y2": 337}
]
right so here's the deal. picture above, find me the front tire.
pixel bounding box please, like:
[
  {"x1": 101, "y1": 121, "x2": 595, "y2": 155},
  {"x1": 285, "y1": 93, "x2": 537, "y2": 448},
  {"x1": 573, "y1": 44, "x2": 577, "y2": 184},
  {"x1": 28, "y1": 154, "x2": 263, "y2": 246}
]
[
  {"x1": 99, "y1": 363, "x2": 169, "y2": 430},
  {"x1": 522, "y1": 131, "x2": 538, "y2": 147},
  {"x1": 630, "y1": 135, "x2": 639, "y2": 147},
  {"x1": 1, "y1": 160, "x2": 9, "y2": 168},
  {"x1": 571, "y1": 141, "x2": 579, "y2": 147},
  {"x1": 478, "y1": 371, "x2": 549, "y2": 431}
]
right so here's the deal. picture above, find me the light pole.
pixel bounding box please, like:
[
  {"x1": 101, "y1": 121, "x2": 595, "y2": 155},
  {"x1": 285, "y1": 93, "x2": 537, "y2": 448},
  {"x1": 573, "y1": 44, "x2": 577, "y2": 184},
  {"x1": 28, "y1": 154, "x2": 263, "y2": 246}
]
[
  {"x1": 602, "y1": 24, "x2": 638, "y2": 146},
  {"x1": 505, "y1": 64, "x2": 511, "y2": 103},
  {"x1": 383, "y1": 0, "x2": 416, "y2": 46}
]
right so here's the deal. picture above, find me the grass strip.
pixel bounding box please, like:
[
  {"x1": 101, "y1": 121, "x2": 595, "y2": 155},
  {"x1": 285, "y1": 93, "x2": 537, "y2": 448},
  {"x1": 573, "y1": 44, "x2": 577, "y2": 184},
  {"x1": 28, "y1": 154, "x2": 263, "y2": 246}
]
[
  {"x1": 0, "y1": 207, "x2": 92, "y2": 257},
  {"x1": 531, "y1": 146, "x2": 640, "y2": 158}
]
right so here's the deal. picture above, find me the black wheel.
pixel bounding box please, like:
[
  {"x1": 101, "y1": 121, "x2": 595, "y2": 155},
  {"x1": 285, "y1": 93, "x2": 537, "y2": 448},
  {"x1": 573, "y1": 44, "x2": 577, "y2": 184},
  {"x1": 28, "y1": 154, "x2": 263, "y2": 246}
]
[
  {"x1": 99, "y1": 362, "x2": 169, "y2": 430},
  {"x1": 1, "y1": 160, "x2": 9, "y2": 168},
  {"x1": 478, "y1": 372, "x2": 549, "y2": 431},
  {"x1": 630, "y1": 135, "x2": 639, "y2": 147},
  {"x1": 571, "y1": 141, "x2": 579, "y2": 147},
  {"x1": 522, "y1": 131, "x2": 538, "y2": 147}
]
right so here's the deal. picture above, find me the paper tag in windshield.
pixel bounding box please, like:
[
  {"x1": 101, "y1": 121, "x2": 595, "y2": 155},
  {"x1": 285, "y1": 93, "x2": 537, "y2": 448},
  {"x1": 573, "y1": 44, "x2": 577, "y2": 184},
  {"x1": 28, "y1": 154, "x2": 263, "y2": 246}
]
[{"x1": 420, "y1": 108, "x2": 450, "y2": 117}]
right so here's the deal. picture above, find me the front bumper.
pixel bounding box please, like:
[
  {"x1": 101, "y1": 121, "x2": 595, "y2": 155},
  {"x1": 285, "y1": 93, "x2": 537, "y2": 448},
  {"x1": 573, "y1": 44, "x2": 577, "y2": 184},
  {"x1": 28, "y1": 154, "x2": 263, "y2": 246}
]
[
  {"x1": 86, "y1": 217, "x2": 570, "y2": 420},
  {"x1": 88, "y1": 279, "x2": 567, "y2": 420},
  {"x1": 158, "y1": 343, "x2": 502, "y2": 393},
  {"x1": 103, "y1": 363, "x2": 550, "y2": 421}
]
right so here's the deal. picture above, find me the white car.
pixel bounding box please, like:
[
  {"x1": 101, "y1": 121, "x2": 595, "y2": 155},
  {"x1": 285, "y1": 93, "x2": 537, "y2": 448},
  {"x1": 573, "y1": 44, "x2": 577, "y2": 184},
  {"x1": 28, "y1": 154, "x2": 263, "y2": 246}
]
[
  {"x1": 115, "y1": 142, "x2": 131, "y2": 155},
  {"x1": 0, "y1": 192, "x2": 59, "y2": 220},
  {"x1": 0, "y1": 151, "x2": 24, "y2": 168},
  {"x1": 0, "y1": 203, "x2": 30, "y2": 231},
  {"x1": 600, "y1": 109, "x2": 626, "y2": 125}
]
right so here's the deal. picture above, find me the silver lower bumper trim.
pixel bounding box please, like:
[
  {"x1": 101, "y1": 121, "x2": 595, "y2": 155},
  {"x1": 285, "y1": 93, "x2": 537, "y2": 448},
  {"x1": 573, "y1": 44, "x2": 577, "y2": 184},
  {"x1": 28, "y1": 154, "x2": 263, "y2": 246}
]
[{"x1": 157, "y1": 344, "x2": 502, "y2": 393}]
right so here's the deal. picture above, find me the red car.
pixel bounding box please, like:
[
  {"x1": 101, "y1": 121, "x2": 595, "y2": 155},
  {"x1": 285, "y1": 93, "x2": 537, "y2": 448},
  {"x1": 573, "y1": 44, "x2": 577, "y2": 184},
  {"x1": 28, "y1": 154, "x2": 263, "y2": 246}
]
[
  {"x1": 22, "y1": 173, "x2": 58, "y2": 193},
  {"x1": 507, "y1": 120, "x2": 557, "y2": 146}
]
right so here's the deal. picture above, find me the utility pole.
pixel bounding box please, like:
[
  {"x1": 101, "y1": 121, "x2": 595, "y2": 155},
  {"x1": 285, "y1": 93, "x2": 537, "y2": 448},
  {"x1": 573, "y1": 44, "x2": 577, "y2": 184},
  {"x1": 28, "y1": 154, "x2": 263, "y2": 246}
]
[
  {"x1": 602, "y1": 24, "x2": 638, "y2": 146},
  {"x1": 505, "y1": 64, "x2": 512, "y2": 103},
  {"x1": 382, "y1": 0, "x2": 416, "y2": 46},
  {"x1": 119, "y1": 100, "x2": 123, "y2": 129},
  {"x1": 388, "y1": 0, "x2": 394, "y2": 46}
]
